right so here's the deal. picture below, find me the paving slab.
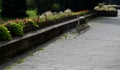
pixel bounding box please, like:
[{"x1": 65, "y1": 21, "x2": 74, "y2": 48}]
[{"x1": 1, "y1": 10, "x2": 120, "y2": 70}]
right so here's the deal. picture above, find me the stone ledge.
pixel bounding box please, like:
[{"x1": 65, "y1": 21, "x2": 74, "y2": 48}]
[{"x1": 0, "y1": 13, "x2": 97, "y2": 64}]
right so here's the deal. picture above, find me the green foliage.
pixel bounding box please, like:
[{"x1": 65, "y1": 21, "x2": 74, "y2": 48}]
[
  {"x1": 52, "y1": 3, "x2": 60, "y2": 12},
  {"x1": 16, "y1": 59, "x2": 24, "y2": 64},
  {"x1": 38, "y1": 47, "x2": 44, "y2": 51},
  {"x1": 26, "y1": 10, "x2": 37, "y2": 18},
  {"x1": 0, "y1": 25, "x2": 12, "y2": 40},
  {"x1": 27, "y1": 19, "x2": 39, "y2": 27},
  {"x1": 26, "y1": 0, "x2": 36, "y2": 9},
  {"x1": 4, "y1": 65, "x2": 13, "y2": 70},
  {"x1": 8, "y1": 22, "x2": 24, "y2": 36},
  {"x1": 4, "y1": 58, "x2": 24, "y2": 70}
]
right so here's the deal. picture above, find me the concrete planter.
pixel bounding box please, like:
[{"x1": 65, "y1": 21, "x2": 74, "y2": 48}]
[
  {"x1": 0, "y1": 13, "x2": 97, "y2": 64},
  {"x1": 24, "y1": 15, "x2": 77, "y2": 33}
]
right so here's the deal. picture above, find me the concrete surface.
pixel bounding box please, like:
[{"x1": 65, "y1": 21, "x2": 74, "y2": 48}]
[{"x1": 1, "y1": 10, "x2": 120, "y2": 70}]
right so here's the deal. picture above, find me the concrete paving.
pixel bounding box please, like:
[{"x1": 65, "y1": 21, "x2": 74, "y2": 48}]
[{"x1": 2, "y1": 11, "x2": 120, "y2": 70}]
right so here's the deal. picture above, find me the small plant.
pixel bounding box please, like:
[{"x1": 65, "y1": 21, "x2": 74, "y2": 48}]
[
  {"x1": 63, "y1": 34, "x2": 68, "y2": 39},
  {"x1": 7, "y1": 22, "x2": 25, "y2": 36},
  {"x1": 27, "y1": 19, "x2": 39, "y2": 27},
  {"x1": 0, "y1": 25, "x2": 12, "y2": 41},
  {"x1": 16, "y1": 59, "x2": 24, "y2": 64},
  {"x1": 29, "y1": 53, "x2": 34, "y2": 57},
  {"x1": 4, "y1": 59, "x2": 24, "y2": 70},
  {"x1": 4, "y1": 66, "x2": 12, "y2": 70},
  {"x1": 38, "y1": 47, "x2": 45, "y2": 51}
]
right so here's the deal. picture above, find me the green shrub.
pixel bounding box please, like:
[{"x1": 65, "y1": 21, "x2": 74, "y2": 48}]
[
  {"x1": 26, "y1": 10, "x2": 37, "y2": 18},
  {"x1": 7, "y1": 22, "x2": 25, "y2": 36},
  {"x1": 0, "y1": 25, "x2": 12, "y2": 40}
]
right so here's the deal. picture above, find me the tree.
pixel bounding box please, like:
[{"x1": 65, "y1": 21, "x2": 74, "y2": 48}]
[
  {"x1": 26, "y1": 0, "x2": 36, "y2": 10},
  {"x1": 104, "y1": 0, "x2": 120, "y2": 4},
  {"x1": 35, "y1": 0, "x2": 104, "y2": 14},
  {"x1": 0, "y1": 0, "x2": 2, "y2": 9},
  {"x1": 70, "y1": 0, "x2": 104, "y2": 11},
  {"x1": 35, "y1": 0, "x2": 54, "y2": 14},
  {"x1": 1, "y1": 0, "x2": 28, "y2": 18}
]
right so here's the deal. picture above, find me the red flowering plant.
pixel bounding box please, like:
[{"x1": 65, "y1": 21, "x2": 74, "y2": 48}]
[
  {"x1": 22, "y1": 18, "x2": 39, "y2": 27},
  {"x1": 74, "y1": 10, "x2": 89, "y2": 16}
]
